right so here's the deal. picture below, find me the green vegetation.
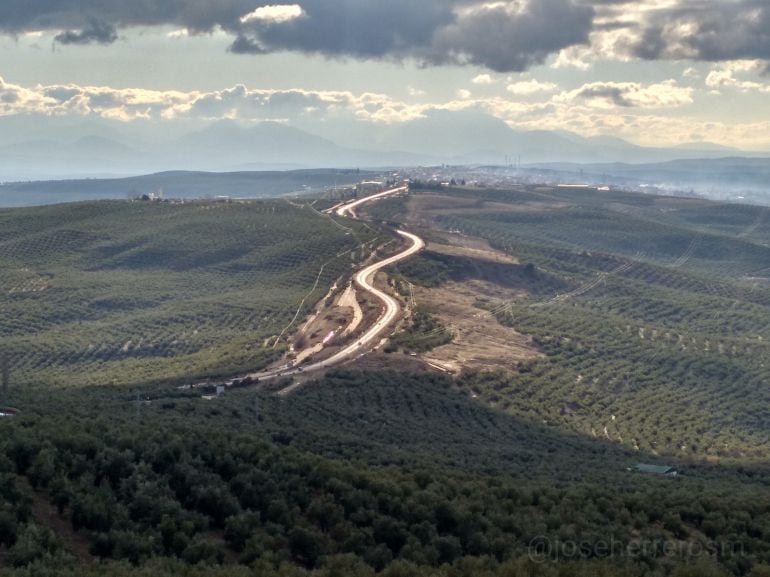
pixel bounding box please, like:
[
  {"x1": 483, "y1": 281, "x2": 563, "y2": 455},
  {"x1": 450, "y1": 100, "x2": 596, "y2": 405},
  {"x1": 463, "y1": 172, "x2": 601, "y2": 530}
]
[
  {"x1": 0, "y1": 169, "x2": 373, "y2": 208},
  {"x1": 1, "y1": 372, "x2": 769, "y2": 576},
  {"x1": 361, "y1": 195, "x2": 410, "y2": 224},
  {"x1": 2, "y1": 184, "x2": 770, "y2": 576},
  {"x1": 391, "y1": 186, "x2": 770, "y2": 461},
  {"x1": 0, "y1": 200, "x2": 382, "y2": 388},
  {"x1": 386, "y1": 306, "x2": 453, "y2": 354}
]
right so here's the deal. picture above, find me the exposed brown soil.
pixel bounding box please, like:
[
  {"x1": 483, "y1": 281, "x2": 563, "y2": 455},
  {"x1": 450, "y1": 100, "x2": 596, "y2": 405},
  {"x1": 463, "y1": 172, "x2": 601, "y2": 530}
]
[
  {"x1": 414, "y1": 279, "x2": 542, "y2": 373},
  {"x1": 425, "y1": 240, "x2": 520, "y2": 265},
  {"x1": 279, "y1": 197, "x2": 542, "y2": 379},
  {"x1": 349, "y1": 351, "x2": 433, "y2": 373},
  {"x1": 404, "y1": 193, "x2": 567, "y2": 228}
]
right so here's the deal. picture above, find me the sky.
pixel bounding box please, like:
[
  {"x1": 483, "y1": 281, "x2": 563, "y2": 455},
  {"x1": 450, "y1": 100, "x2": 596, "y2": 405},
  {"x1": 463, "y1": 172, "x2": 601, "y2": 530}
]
[{"x1": 1, "y1": 0, "x2": 770, "y2": 150}]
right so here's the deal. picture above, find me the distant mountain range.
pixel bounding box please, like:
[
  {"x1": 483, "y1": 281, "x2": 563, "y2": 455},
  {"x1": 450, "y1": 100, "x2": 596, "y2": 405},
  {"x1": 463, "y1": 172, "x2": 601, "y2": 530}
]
[{"x1": 1, "y1": 110, "x2": 767, "y2": 182}]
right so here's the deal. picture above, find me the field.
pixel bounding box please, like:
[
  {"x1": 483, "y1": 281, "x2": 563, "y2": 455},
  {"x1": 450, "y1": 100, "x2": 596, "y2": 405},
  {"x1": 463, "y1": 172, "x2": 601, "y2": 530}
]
[
  {"x1": 374, "y1": 185, "x2": 770, "y2": 462},
  {"x1": 2, "y1": 183, "x2": 770, "y2": 576},
  {"x1": 1, "y1": 369, "x2": 770, "y2": 576},
  {"x1": 0, "y1": 169, "x2": 372, "y2": 208},
  {"x1": 0, "y1": 199, "x2": 382, "y2": 388}
]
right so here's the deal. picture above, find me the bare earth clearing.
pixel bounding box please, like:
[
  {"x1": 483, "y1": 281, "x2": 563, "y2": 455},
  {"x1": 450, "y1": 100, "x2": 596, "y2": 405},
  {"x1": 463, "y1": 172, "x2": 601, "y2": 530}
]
[
  {"x1": 280, "y1": 191, "x2": 543, "y2": 380},
  {"x1": 404, "y1": 192, "x2": 567, "y2": 228},
  {"x1": 415, "y1": 279, "x2": 541, "y2": 373}
]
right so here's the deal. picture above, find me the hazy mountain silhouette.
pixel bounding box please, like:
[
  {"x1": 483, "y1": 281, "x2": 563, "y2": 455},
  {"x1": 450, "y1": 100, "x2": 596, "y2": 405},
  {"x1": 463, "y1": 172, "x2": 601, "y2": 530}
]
[{"x1": 0, "y1": 110, "x2": 766, "y2": 181}]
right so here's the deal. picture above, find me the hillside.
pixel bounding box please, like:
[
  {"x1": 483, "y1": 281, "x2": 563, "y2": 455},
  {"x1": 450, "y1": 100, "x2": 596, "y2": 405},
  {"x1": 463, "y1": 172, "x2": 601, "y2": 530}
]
[
  {"x1": 0, "y1": 199, "x2": 382, "y2": 388},
  {"x1": 0, "y1": 169, "x2": 373, "y2": 208},
  {"x1": 1, "y1": 184, "x2": 770, "y2": 576},
  {"x1": 367, "y1": 184, "x2": 770, "y2": 462}
]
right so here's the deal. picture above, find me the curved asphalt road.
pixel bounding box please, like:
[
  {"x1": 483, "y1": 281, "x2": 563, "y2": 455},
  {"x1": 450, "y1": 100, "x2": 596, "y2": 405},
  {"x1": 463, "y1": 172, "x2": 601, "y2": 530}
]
[
  {"x1": 334, "y1": 185, "x2": 408, "y2": 218},
  {"x1": 243, "y1": 187, "x2": 422, "y2": 382}
]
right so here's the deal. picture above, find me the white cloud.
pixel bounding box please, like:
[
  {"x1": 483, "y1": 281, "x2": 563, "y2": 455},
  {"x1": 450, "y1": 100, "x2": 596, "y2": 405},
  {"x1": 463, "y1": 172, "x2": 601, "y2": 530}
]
[
  {"x1": 705, "y1": 63, "x2": 770, "y2": 93},
  {"x1": 471, "y1": 74, "x2": 495, "y2": 85},
  {"x1": 0, "y1": 77, "x2": 59, "y2": 117},
  {"x1": 456, "y1": 89, "x2": 472, "y2": 99},
  {"x1": 506, "y1": 79, "x2": 558, "y2": 95},
  {"x1": 1, "y1": 76, "x2": 768, "y2": 150},
  {"x1": 0, "y1": 78, "x2": 431, "y2": 125},
  {"x1": 240, "y1": 4, "x2": 304, "y2": 24},
  {"x1": 553, "y1": 45, "x2": 593, "y2": 70}
]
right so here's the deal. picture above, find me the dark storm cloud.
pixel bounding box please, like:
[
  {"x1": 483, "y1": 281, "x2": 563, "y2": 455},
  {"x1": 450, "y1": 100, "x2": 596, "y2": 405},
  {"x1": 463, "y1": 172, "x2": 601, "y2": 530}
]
[
  {"x1": 234, "y1": 0, "x2": 457, "y2": 59},
  {"x1": 0, "y1": 0, "x2": 256, "y2": 35},
  {"x1": 4, "y1": 1, "x2": 770, "y2": 69},
  {"x1": 54, "y1": 19, "x2": 117, "y2": 45},
  {"x1": 573, "y1": 84, "x2": 632, "y2": 106},
  {"x1": 228, "y1": 34, "x2": 265, "y2": 55},
  {"x1": 234, "y1": 0, "x2": 594, "y2": 72},
  {"x1": 628, "y1": 0, "x2": 770, "y2": 63},
  {"x1": 425, "y1": 0, "x2": 594, "y2": 72},
  {"x1": 0, "y1": 0, "x2": 596, "y2": 72}
]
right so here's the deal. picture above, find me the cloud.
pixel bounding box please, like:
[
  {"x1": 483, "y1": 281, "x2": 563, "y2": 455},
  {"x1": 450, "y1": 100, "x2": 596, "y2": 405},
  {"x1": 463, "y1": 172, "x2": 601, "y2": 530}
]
[
  {"x1": 0, "y1": 77, "x2": 57, "y2": 116},
  {"x1": 507, "y1": 80, "x2": 558, "y2": 95},
  {"x1": 0, "y1": 0, "x2": 594, "y2": 72},
  {"x1": 0, "y1": 1, "x2": 255, "y2": 37},
  {"x1": 240, "y1": 4, "x2": 304, "y2": 24},
  {"x1": 558, "y1": 80, "x2": 693, "y2": 108},
  {"x1": 424, "y1": 0, "x2": 594, "y2": 72},
  {"x1": 705, "y1": 63, "x2": 770, "y2": 93},
  {"x1": 54, "y1": 19, "x2": 118, "y2": 45},
  {"x1": 553, "y1": 45, "x2": 593, "y2": 70},
  {"x1": 2, "y1": 75, "x2": 768, "y2": 149},
  {"x1": 3, "y1": 0, "x2": 770, "y2": 72},
  {"x1": 611, "y1": 0, "x2": 770, "y2": 64},
  {"x1": 471, "y1": 74, "x2": 495, "y2": 85},
  {"x1": 549, "y1": 1, "x2": 770, "y2": 71},
  {"x1": 230, "y1": 0, "x2": 457, "y2": 60},
  {"x1": 0, "y1": 78, "x2": 428, "y2": 124}
]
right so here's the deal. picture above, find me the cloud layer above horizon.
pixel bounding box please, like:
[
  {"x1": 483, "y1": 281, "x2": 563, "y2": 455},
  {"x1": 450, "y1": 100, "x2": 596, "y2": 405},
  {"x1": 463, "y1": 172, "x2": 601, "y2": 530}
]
[
  {"x1": 1, "y1": 0, "x2": 769, "y2": 150},
  {"x1": 1, "y1": 0, "x2": 769, "y2": 72},
  {"x1": 2, "y1": 73, "x2": 770, "y2": 150}
]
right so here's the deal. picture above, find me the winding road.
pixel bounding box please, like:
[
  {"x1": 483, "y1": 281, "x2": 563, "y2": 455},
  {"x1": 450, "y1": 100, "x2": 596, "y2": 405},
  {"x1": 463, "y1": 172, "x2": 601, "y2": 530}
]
[
  {"x1": 241, "y1": 186, "x2": 422, "y2": 383},
  {"x1": 334, "y1": 185, "x2": 408, "y2": 218}
]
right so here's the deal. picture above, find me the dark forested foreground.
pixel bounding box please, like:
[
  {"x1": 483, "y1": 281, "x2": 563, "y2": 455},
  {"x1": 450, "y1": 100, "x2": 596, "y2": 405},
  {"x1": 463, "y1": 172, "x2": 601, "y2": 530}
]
[{"x1": 1, "y1": 372, "x2": 770, "y2": 576}]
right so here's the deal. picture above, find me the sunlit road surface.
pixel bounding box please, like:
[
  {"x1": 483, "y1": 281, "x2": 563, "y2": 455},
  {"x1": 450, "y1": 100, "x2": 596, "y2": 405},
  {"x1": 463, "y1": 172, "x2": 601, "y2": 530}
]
[
  {"x1": 244, "y1": 187, "x2": 422, "y2": 382},
  {"x1": 333, "y1": 186, "x2": 408, "y2": 217}
]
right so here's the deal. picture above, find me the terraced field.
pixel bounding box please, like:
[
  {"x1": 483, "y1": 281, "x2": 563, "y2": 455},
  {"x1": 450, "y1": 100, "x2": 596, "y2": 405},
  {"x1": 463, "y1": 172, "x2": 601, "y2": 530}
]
[{"x1": 0, "y1": 200, "x2": 382, "y2": 388}]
